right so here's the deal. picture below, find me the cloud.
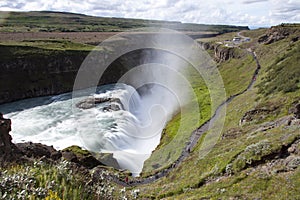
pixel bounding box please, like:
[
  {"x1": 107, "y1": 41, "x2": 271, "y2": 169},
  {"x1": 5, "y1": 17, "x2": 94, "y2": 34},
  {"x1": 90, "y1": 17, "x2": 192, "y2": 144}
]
[
  {"x1": 242, "y1": 0, "x2": 268, "y2": 4},
  {"x1": 0, "y1": 0, "x2": 299, "y2": 26},
  {"x1": 270, "y1": 0, "x2": 300, "y2": 22}
]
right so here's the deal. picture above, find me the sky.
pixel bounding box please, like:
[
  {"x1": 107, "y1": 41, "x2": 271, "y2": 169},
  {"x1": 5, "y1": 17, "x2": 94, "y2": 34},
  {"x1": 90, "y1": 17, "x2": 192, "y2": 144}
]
[{"x1": 0, "y1": 0, "x2": 299, "y2": 27}]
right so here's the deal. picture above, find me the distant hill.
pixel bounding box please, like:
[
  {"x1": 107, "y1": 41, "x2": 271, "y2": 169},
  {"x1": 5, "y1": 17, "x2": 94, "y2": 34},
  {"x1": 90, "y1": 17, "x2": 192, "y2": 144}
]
[{"x1": 0, "y1": 11, "x2": 249, "y2": 33}]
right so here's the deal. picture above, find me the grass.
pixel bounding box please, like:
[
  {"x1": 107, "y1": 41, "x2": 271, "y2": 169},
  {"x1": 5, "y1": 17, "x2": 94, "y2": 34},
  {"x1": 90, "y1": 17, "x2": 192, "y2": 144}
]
[
  {"x1": 142, "y1": 38, "x2": 257, "y2": 175},
  {"x1": 0, "y1": 159, "x2": 140, "y2": 199},
  {"x1": 218, "y1": 48, "x2": 256, "y2": 97},
  {"x1": 0, "y1": 39, "x2": 97, "y2": 51},
  {"x1": 142, "y1": 66, "x2": 212, "y2": 175},
  {"x1": 135, "y1": 25, "x2": 300, "y2": 199},
  {"x1": 0, "y1": 160, "x2": 91, "y2": 199},
  {"x1": 1, "y1": 21, "x2": 300, "y2": 199},
  {"x1": 257, "y1": 40, "x2": 300, "y2": 95},
  {"x1": 0, "y1": 11, "x2": 249, "y2": 33}
]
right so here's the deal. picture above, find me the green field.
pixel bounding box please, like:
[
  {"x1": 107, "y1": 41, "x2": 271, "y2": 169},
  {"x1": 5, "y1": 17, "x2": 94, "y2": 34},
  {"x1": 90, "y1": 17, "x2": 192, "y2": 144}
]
[{"x1": 0, "y1": 11, "x2": 249, "y2": 33}]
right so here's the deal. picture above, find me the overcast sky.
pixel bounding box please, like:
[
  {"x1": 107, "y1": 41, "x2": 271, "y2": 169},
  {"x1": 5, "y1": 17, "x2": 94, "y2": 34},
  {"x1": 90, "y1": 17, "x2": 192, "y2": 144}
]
[{"x1": 0, "y1": 0, "x2": 299, "y2": 27}]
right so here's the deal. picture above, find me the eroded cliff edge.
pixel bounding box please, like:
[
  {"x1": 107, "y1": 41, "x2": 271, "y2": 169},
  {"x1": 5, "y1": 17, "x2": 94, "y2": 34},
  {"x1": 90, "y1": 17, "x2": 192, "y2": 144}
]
[{"x1": 0, "y1": 45, "x2": 89, "y2": 104}]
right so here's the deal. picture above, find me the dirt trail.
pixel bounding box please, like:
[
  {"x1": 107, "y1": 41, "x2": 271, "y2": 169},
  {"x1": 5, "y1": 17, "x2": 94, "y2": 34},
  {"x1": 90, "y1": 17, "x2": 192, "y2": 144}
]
[{"x1": 110, "y1": 46, "x2": 262, "y2": 187}]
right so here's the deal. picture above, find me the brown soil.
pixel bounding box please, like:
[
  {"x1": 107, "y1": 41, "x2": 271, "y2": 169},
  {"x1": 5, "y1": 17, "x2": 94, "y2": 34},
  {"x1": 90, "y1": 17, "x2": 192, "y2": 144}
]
[{"x1": 0, "y1": 32, "x2": 118, "y2": 45}]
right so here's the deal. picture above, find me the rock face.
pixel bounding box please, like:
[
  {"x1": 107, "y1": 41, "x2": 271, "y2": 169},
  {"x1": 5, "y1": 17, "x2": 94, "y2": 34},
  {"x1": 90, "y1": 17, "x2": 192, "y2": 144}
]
[
  {"x1": 240, "y1": 109, "x2": 273, "y2": 125},
  {"x1": 197, "y1": 41, "x2": 237, "y2": 62},
  {"x1": 0, "y1": 46, "x2": 90, "y2": 104},
  {"x1": 0, "y1": 114, "x2": 22, "y2": 164},
  {"x1": 62, "y1": 146, "x2": 105, "y2": 169},
  {"x1": 16, "y1": 142, "x2": 62, "y2": 161},
  {"x1": 294, "y1": 104, "x2": 300, "y2": 119},
  {"x1": 258, "y1": 25, "x2": 299, "y2": 45},
  {"x1": 0, "y1": 46, "x2": 174, "y2": 105},
  {"x1": 214, "y1": 45, "x2": 236, "y2": 62}
]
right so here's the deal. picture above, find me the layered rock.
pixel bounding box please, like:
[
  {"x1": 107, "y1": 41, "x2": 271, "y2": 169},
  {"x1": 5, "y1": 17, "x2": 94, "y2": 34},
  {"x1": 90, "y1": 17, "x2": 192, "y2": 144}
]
[
  {"x1": 197, "y1": 41, "x2": 237, "y2": 62},
  {"x1": 0, "y1": 46, "x2": 174, "y2": 104},
  {"x1": 0, "y1": 46, "x2": 89, "y2": 104},
  {"x1": 258, "y1": 25, "x2": 299, "y2": 45}
]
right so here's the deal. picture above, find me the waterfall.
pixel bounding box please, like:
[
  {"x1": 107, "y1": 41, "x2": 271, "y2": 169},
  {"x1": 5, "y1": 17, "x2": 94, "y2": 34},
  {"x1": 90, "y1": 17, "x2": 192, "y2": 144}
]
[{"x1": 0, "y1": 82, "x2": 178, "y2": 176}]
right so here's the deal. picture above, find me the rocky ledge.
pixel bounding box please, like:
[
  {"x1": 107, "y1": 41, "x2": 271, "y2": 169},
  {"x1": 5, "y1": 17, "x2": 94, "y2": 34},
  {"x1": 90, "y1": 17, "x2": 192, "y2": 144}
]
[
  {"x1": 76, "y1": 97, "x2": 124, "y2": 111},
  {"x1": 197, "y1": 41, "x2": 239, "y2": 62},
  {"x1": 0, "y1": 113, "x2": 119, "y2": 169},
  {"x1": 258, "y1": 25, "x2": 299, "y2": 45}
]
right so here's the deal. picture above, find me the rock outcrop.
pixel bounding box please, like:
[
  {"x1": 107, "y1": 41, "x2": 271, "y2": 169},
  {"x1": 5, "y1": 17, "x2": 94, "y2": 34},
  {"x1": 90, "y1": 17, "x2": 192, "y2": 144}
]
[
  {"x1": 239, "y1": 107, "x2": 281, "y2": 126},
  {"x1": 197, "y1": 41, "x2": 237, "y2": 62},
  {"x1": 258, "y1": 25, "x2": 299, "y2": 45},
  {"x1": 294, "y1": 103, "x2": 300, "y2": 119},
  {"x1": 0, "y1": 114, "x2": 23, "y2": 164},
  {"x1": 214, "y1": 45, "x2": 236, "y2": 62},
  {"x1": 0, "y1": 46, "x2": 90, "y2": 104},
  {"x1": 76, "y1": 97, "x2": 124, "y2": 111},
  {"x1": 16, "y1": 142, "x2": 62, "y2": 161},
  {"x1": 62, "y1": 145, "x2": 110, "y2": 169},
  {"x1": 0, "y1": 115, "x2": 115, "y2": 170}
]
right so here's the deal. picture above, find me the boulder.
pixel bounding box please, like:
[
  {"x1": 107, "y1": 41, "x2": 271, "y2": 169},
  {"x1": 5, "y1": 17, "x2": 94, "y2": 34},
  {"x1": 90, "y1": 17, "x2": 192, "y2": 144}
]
[
  {"x1": 239, "y1": 109, "x2": 272, "y2": 125},
  {"x1": 16, "y1": 142, "x2": 62, "y2": 160},
  {"x1": 62, "y1": 145, "x2": 104, "y2": 169},
  {"x1": 294, "y1": 104, "x2": 300, "y2": 119},
  {"x1": 76, "y1": 97, "x2": 124, "y2": 111},
  {"x1": 96, "y1": 152, "x2": 121, "y2": 169}
]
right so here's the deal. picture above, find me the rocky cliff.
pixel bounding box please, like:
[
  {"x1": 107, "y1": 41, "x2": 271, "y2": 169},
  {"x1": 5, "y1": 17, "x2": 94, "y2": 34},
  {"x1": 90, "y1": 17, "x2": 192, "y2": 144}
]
[
  {"x1": 258, "y1": 24, "x2": 300, "y2": 45},
  {"x1": 0, "y1": 114, "x2": 119, "y2": 169},
  {"x1": 0, "y1": 46, "x2": 178, "y2": 104},
  {"x1": 0, "y1": 45, "x2": 90, "y2": 104},
  {"x1": 0, "y1": 115, "x2": 23, "y2": 164},
  {"x1": 197, "y1": 41, "x2": 238, "y2": 62}
]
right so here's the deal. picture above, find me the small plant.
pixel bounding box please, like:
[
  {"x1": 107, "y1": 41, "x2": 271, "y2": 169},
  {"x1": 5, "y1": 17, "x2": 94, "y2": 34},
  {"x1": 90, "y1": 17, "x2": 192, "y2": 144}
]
[
  {"x1": 0, "y1": 160, "x2": 117, "y2": 199},
  {"x1": 233, "y1": 140, "x2": 272, "y2": 172},
  {"x1": 225, "y1": 163, "x2": 233, "y2": 175}
]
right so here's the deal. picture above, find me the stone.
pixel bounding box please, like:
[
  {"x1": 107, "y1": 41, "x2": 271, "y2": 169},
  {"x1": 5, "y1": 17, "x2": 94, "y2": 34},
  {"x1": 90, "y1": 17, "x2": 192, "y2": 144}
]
[
  {"x1": 62, "y1": 151, "x2": 79, "y2": 163},
  {"x1": 76, "y1": 97, "x2": 124, "y2": 111},
  {"x1": 62, "y1": 146, "x2": 105, "y2": 169},
  {"x1": 0, "y1": 114, "x2": 23, "y2": 164},
  {"x1": 294, "y1": 103, "x2": 300, "y2": 119},
  {"x1": 16, "y1": 142, "x2": 62, "y2": 160}
]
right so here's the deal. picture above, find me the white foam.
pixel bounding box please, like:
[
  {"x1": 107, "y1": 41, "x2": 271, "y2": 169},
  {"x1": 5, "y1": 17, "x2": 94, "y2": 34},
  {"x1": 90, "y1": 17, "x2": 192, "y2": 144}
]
[{"x1": 0, "y1": 83, "x2": 172, "y2": 176}]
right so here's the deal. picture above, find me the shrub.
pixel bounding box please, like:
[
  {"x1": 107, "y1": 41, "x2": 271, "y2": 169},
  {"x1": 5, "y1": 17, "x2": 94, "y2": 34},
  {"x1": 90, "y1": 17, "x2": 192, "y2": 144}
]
[{"x1": 233, "y1": 140, "x2": 272, "y2": 172}]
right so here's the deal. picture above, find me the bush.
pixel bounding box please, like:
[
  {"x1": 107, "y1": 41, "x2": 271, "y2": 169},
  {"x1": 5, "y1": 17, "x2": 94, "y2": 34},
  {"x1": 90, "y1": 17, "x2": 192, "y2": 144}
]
[{"x1": 233, "y1": 140, "x2": 272, "y2": 172}]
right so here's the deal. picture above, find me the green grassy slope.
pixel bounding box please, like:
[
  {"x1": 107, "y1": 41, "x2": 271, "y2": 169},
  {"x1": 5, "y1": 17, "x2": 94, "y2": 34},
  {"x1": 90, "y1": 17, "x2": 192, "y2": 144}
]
[
  {"x1": 0, "y1": 11, "x2": 248, "y2": 33},
  {"x1": 135, "y1": 24, "x2": 300, "y2": 199}
]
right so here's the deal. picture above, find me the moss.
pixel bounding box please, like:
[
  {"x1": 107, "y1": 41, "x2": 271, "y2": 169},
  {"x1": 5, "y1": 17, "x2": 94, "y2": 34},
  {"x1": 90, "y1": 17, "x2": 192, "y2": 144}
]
[{"x1": 62, "y1": 145, "x2": 91, "y2": 157}]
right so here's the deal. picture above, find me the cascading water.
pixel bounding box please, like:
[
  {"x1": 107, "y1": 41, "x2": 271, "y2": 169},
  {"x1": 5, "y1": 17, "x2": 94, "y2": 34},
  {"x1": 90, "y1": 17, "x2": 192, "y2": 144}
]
[
  {"x1": 0, "y1": 29, "x2": 224, "y2": 176},
  {"x1": 0, "y1": 82, "x2": 179, "y2": 176}
]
